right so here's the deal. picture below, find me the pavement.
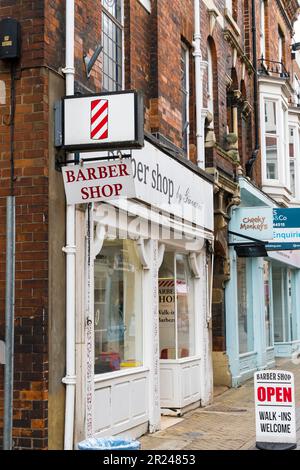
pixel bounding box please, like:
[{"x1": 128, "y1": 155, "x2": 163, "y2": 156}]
[{"x1": 140, "y1": 358, "x2": 300, "y2": 450}]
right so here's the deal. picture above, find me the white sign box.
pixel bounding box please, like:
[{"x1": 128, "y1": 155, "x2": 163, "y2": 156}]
[
  {"x1": 254, "y1": 370, "x2": 296, "y2": 447},
  {"x1": 63, "y1": 91, "x2": 144, "y2": 151},
  {"x1": 62, "y1": 160, "x2": 136, "y2": 205}
]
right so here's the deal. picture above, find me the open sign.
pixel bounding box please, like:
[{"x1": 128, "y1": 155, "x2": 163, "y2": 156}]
[{"x1": 254, "y1": 370, "x2": 297, "y2": 450}]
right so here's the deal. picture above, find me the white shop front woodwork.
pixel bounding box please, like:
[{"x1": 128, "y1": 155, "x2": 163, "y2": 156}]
[{"x1": 78, "y1": 138, "x2": 214, "y2": 438}]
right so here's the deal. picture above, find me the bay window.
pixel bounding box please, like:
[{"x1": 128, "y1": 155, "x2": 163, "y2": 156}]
[{"x1": 264, "y1": 100, "x2": 279, "y2": 180}]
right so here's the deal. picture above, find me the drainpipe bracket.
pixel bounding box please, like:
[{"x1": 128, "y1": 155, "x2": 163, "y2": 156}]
[
  {"x1": 62, "y1": 245, "x2": 76, "y2": 254},
  {"x1": 62, "y1": 375, "x2": 77, "y2": 385},
  {"x1": 62, "y1": 67, "x2": 75, "y2": 76}
]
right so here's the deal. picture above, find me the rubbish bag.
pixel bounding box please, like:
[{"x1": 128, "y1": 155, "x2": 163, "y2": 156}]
[{"x1": 77, "y1": 436, "x2": 141, "y2": 450}]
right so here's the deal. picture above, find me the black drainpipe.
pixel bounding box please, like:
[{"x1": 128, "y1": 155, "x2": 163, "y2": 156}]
[{"x1": 246, "y1": 0, "x2": 260, "y2": 177}]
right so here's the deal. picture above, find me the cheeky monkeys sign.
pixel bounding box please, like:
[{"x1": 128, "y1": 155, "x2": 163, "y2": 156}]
[{"x1": 62, "y1": 159, "x2": 136, "y2": 205}]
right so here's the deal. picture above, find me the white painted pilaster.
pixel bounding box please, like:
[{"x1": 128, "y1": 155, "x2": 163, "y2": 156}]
[{"x1": 144, "y1": 240, "x2": 161, "y2": 433}]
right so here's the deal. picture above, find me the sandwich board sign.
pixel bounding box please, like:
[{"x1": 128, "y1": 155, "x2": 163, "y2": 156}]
[
  {"x1": 62, "y1": 159, "x2": 136, "y2": 205},
  {"x1": 254, "y1": 370, "x2": 297, "y2": 450}
]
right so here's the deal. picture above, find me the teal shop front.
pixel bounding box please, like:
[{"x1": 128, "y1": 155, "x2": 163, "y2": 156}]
[{"x1": 226, "y1": 177, "x2": 300, "y2": 386}]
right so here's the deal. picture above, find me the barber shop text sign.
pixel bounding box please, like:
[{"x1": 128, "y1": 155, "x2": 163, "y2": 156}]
[
  {"x1": 254, "y1": 370, "x2": 296, "y2": 449},
  {"x1": 62, "y1": 160, "x2": 136, "y2": 205}
]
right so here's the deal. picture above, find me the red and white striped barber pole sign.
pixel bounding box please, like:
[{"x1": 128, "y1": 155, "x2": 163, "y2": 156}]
[
  {"x1": 254, "y1": 370, "x2": 297, "y2": 450},
  {"x1": 62, "y1": 90, "x2": 144, "y2": 151},
  {"x1": 91, "y1": 99, "x2": 108, "y2": 140}
]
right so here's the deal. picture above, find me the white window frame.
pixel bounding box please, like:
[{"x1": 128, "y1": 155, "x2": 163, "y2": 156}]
[
  {"x1": 288, "y1": 126, "x2": 297, "y2": 198},
  {"x1": 287, "y1": 121, "x2": 300, "y2": 201},
  {"x1": 261, "y1": 94, "x2": 288, "y2": 186},
  {"x1": 294, "y1": 74, "x2": 300, "y2": 107},
  {"x1": 101, "y1": 0, "x2": 125, "y2": 92}
]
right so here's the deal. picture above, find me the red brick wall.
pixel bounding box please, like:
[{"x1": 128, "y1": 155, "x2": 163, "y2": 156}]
[{"x1": 0, "y1": 0, "x2": 49, "y2": 449}]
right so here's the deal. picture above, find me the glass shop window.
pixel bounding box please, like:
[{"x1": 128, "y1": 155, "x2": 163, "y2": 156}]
[
  {"x1": 237, "y1": 257, "x2": 254, "y2": 354},
  {"x1": 159, "y1": 252, "x2": 195, "y2": 360},
  {"x1": 263, "y1": 261, "x2": 273, "y2": 348},
  {"x1": 94, "y1": 240, "x2": 143, "y2": 374}
]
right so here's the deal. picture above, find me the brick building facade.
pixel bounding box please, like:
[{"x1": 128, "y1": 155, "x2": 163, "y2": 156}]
[{"x1": 0, "y1": 0, "x2": 299, "y2": 450}]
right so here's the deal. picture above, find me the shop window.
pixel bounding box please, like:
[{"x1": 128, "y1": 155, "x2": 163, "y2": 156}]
[
  {"x1": 237, "y1": 257, "x2": 254, "y2": 354},
  {"x1": 101, "y1": 0, "x2": 123, "y2": 91},
  {"x1": 94, "y1": 240, "x2": 143, "y2": 374},
  {"x1": 263, "y1": 261, "x2": 273, "y2": 348},
  {"x1": 272, "y1": 267, "x2": 294, "y2": 343},
  {"x1": 264, "y1": 100, "x2": 279, "y2": 180},
  {"x1": 159, "y1": 252, "x2": 195, "y2": 360},
  {"x1": 289, "y1": 127, "x2": 296, "y2": 197}
]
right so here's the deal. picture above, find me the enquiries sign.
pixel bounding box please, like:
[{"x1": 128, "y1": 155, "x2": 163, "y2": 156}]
[
  {"x1": 62, "y1": 160, "x2": 136, "y2": 205},
  {"x1": 254, "y1": 370, "x2": 296, "y2": 450},
  {"x1": 267, "y1": 208, "x2": 300, "y2": 251}
]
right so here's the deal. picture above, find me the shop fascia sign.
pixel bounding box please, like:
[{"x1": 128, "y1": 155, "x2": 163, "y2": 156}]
[
  {"x1": 60, "y1": 90, "x2": 144, "y2": 152},
  {"x1": 79, "y1": 139, "x2": 214, "y2": 232},
  {"x1": 266, "y1": 208, "x2": 300, "y2": 251},
  {"x1": 230, "y1": 207, "x2": 274, "y2": 242},
  {"x1": 231, "y1": 207, "x2": 300, "y2": 250},
  {"x1": 254, "y1": 370, "x2": 296, "y2": 450}
]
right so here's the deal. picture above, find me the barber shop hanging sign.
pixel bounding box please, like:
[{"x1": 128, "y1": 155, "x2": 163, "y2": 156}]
[
  {"x1": 61, "y1": 91, "x2": 144, "y2": 152},
  {"x1": 62, "y1": 159, "x2": 136, "y2": 204}
]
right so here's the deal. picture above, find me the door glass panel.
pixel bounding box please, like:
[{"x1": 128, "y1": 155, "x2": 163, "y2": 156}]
[
  {"x1": 176, "y1": 254, "x2": 195, "y2": 358},
  {"x1": 264, "y1": 261, "x2": 273, "y2": 347},
  {"x1": 237, "y1": 257, "x2": 254, "y2": 354},
  {"x1": 273, "y1": 266, "x2": 284, "y2": 342},
  {"x1": 159, "y1": 253, "x2": 176, "y2": 359}
]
